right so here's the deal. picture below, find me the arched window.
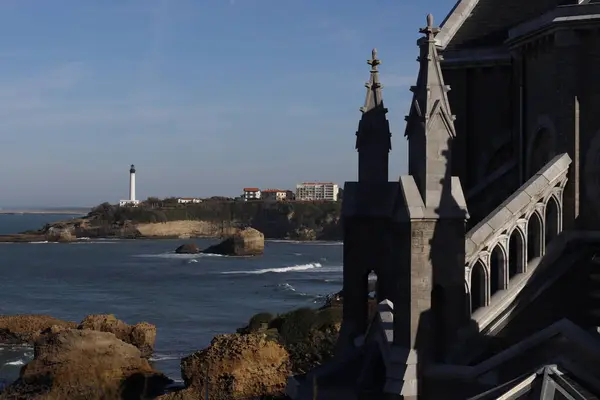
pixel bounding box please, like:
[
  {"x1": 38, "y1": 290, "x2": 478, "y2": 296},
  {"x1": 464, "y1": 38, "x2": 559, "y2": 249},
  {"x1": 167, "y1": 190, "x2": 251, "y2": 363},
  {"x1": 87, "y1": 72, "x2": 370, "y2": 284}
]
[
  {"x1": 527, "y1": 211, "x2": 544, "y2": 262},
  {"x1": 508, "y1": 228, "x2": 526, "y2": 278},
  {"x1": 470, "y1": 260, "x2": 487, "y2": 313},
  {"x1": 490, "y1": 244, "x2": 506, "y2": 295},
  {"x1": 545, "y1": 196, "x2": 560, "y2": 246}
]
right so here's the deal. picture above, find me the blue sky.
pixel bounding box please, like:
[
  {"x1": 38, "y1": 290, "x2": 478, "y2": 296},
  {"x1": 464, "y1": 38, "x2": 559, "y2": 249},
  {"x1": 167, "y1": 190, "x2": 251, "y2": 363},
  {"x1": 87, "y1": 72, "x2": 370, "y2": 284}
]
[{"x1": 0, "y1": 0, "x2": 452, "y2": 207}]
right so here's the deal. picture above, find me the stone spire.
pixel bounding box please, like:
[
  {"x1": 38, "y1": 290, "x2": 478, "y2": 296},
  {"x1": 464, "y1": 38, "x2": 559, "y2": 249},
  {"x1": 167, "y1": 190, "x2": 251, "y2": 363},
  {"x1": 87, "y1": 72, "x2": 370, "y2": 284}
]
[
  {"x1": 355, "y1": 48, "x2": 392, "y2": 182},
  {"x1": 404, "y1": 14, "x2": 457, "y2": 208}
]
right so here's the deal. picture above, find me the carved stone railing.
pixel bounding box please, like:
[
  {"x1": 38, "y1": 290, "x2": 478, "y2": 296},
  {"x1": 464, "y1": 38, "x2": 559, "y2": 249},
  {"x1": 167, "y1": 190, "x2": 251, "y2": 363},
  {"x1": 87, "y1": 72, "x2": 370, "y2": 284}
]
[{"x1": 464, "y1": 153, "x2": 572, "y2": 320}]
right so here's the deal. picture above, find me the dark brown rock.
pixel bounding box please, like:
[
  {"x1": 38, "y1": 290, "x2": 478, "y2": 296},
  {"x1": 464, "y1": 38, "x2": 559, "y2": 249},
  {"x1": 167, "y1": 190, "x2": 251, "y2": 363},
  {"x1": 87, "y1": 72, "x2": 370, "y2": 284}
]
[
  {"x1": 202, "y1": 227, "x2": 264, "y2": 256},
  {"x1": 177, "y1": 333, "x2": 290, "y2": 399},
  {"x1": 175, "y1": 243, "x2": 200, "y2": 254},
  {"x1": 0, "y1": 329, "x2": 171, "y2": 400},
  {"x1": 78, "y1": 314, "x2": 156, "y2": 358},
  {"x1": 0, "y1": 315, "x2": 77, "y2": 344}
]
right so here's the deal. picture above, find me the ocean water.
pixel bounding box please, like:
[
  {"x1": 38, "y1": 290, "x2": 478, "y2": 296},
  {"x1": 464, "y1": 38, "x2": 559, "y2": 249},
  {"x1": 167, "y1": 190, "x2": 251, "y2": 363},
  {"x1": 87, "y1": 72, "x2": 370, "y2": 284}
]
[{"x1": 0, "y1": 214, "x2": 342, "y2": 388}]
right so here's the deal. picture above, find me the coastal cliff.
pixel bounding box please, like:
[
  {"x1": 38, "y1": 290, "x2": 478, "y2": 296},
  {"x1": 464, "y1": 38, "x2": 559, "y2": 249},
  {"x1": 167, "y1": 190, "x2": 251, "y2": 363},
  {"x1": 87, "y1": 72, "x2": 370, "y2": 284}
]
[{"x1": 1, "y1": 199, "x2": 342, "y2": 242}]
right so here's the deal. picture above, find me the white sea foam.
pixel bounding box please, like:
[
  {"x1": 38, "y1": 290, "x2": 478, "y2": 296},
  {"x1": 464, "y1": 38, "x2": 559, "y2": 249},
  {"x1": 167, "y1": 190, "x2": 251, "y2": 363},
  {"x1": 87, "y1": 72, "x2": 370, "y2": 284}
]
[
  {"x1": 277, "y1": 283, "x2": 313, "y2": 297},
  {"x1": 280, "y1": 282, "x2": 296, "y2": 292},
  {"x1": 149, "y1": 353, "x2": 181, "y2": 362},
  {"x1": 5, "y1": 359, "x2": 25, "y2": 366},
  {"x1": 267, "y1": 240, "x2": 342, "y2": 246},
  {"x1": 69, "y1": 240, "x2": 119, "y2": 245},
  {"x1": 29, "y1": 241, "x2": 49, "y2": 244},
  {"x1": 221, "y1": 262, "x2": 322, "y2": 275},
  {"x1": 134, "y1": 252, "x2": 224, "y2": 259}
]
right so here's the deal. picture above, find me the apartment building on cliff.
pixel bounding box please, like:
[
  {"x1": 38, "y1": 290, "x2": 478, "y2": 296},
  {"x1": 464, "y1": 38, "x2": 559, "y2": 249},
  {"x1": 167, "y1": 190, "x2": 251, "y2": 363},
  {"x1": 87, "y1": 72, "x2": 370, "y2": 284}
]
[{"x1": 295, "y1": 182, "x2": 339, "y2": 201}]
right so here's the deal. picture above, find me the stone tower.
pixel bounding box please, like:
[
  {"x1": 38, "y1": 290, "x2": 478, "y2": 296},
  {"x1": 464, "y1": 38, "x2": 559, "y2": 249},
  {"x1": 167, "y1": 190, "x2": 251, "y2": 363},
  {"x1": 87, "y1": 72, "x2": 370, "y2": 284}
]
[
  {"x1": 338, "y1": 49, "x2": 396, "y2": 353},
  {"x1": 356, "y1": 48, "x2": 392, "y2": 182},
  {"x1": 389, "y1": 14, "x2": 470, "y2": 397}
]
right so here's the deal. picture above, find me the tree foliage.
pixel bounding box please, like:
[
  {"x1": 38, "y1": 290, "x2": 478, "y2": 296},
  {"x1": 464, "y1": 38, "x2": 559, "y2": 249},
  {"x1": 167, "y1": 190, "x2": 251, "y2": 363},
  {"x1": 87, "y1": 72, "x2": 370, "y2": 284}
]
[{"x1": 88, "y1": 200, "x2": 342, "y2": 236}]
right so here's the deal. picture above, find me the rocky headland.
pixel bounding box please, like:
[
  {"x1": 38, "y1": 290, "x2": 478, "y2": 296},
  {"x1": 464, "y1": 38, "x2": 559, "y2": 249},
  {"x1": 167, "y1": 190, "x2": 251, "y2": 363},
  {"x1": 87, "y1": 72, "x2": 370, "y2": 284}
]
[
  {"x1": 0, "y1": 290, "x2": 367, "y2": 400},
  {"x1": 0, "y1": 199, "x2": 341, "y2": 243}
]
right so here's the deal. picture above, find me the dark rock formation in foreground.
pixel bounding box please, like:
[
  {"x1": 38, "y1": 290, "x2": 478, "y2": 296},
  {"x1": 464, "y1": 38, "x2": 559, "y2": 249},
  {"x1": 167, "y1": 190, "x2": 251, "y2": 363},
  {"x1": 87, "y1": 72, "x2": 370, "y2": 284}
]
[
  {"x1": 1, "y1": 329, "x2": 171, "y2": 400},
  {"x1": 0, "y1": 314, "x2": 156, "y2": 358},
  {"x1": 202, "y1": 227, "x2": 265, "y2": 256},
  {"x1": 175, "y1": 243, "x2": 200, "y2": 254},
  {"x1": 0, "y1": 290, "x2": 353, "y2": 399},
  {"x1": 0, "y1": 315, "x2": 77, "y2": 344},
  {"x1": 78, "y1": 314, "x2": 156, "y2": 358},
  {"x1": 158, "y1": 334, "x2": 290, "y2": 399}
]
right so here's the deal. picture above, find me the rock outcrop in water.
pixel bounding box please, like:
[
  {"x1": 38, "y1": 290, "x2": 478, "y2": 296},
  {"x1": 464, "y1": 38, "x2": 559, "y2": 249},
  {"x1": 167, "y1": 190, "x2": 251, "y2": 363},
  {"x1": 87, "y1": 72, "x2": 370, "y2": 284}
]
[
  {"x1": 44, "y1": 226, "x2": 75, "y2": 243},
  {"x1": 201, "y1": 227, "x2": 265, "y2": 256},
  {"x1": 174, "y1": 243, "x2": 200, "y2": 254},
  {"x1": 0, "y1": 329, "x2": 171, "y2": 400}
]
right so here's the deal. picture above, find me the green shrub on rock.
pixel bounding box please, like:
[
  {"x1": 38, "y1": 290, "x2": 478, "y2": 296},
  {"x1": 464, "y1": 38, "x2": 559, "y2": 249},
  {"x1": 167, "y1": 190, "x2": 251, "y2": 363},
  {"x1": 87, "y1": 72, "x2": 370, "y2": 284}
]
[
  {"x1": 247, "y1": 312, "x2": 274, "y2": 333},
  {"x1": 235, "y1": 302, "x2": 345, "y2": 375},
  {"x1": 315, "y1": 306, "x2": 342, "y2": 329},
  {"x1": 278, "y1": 308, "x2": 318, "y2": 344}
]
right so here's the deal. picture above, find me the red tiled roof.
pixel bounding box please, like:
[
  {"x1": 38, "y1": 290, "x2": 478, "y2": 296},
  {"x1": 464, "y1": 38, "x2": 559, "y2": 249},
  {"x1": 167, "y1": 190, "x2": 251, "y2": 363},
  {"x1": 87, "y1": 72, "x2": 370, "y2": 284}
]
[
  {"x1": 243, "y1": 188, "x2": 260, "y2": 192},
  {"x1": 262, "y1": 189, "x2": 285, "y2": 193}
]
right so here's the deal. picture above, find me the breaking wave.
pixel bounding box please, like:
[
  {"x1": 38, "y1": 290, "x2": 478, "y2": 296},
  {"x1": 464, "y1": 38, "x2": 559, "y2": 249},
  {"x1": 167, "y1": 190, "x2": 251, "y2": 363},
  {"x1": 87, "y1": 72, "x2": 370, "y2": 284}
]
[
  {"x1": 221, "y1": 262, "x2": 322, "y2": 275},
  {"x1": 133, "y1": 252, "x2": 225, "y2": 259},
  {"x1": 149, "y1": 353, "x2": 182, "y2": 362}
]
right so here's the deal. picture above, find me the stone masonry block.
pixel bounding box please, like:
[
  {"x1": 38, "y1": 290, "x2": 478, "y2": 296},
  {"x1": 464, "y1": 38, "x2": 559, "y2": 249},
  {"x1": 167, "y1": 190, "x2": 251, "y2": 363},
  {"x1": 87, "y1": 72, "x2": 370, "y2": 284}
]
[
  {"x1": 541, "y1": 155, "x2": 571, "y2": 183},
  {"x1": 523, "y1": 173, "x2": 550, "y2": 198},
  {"x1": 465, "y1": 237, "x2": 477, "y2": 257},
  {"x1": 468, "y1": 222, "x2": 494, "y2": 247},
  {"x1": 505, "y1": 190, "x2": 533, "y2": 215},
  {"x1": 484, "y1": 205, "x2": 514, "y2": 231}
]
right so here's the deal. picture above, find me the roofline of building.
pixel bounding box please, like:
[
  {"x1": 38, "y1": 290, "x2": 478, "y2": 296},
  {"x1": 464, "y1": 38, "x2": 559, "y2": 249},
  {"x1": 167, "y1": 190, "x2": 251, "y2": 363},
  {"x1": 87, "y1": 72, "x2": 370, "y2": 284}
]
[
  {"x1": 437, "y1": 1, "x2": 600, "y2": 50},
  {"x1": 436, "y1": 0, "x2": 481, "y2": 49},
  {"x1": 507, "y1": 3, "x2": 600, "y2": 46},
  {"x1": 440, "y1": 46, "x2": 511, "y2": 68}
]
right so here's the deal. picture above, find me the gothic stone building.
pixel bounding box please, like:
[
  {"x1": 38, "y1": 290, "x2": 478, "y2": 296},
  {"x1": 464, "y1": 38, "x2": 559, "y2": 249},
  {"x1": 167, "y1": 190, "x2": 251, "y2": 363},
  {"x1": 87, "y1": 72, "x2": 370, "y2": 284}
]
[{"x1": 286, "y1": 0, "x2": 600, "y2": 399}]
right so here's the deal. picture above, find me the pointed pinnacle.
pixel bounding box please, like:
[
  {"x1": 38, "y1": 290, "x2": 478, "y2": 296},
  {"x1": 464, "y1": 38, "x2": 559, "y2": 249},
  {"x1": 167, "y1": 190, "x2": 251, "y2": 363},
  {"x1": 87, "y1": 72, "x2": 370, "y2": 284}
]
[
  {"x1": 419, "y1": 13, "x2": 440, "y2": 37},
  {"x1": 368, "y1": 48, "x2": 381, "y2": 69}
]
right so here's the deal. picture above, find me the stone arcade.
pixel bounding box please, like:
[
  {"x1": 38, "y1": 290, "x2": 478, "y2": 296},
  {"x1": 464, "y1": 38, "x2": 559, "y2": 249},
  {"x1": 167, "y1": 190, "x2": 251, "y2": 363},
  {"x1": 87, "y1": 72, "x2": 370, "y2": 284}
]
[{"x1": 286, "y1": 1, "x2": 600, "y2": 399}]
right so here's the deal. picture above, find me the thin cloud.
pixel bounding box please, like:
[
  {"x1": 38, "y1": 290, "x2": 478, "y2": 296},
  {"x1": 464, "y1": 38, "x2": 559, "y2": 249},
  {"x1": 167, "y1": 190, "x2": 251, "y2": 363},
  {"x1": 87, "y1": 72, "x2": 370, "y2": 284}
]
[
  {"x1": 0, "y1": 61, "x2": 86, "y2": 112},
  {"x1": 381, "y1": 73, "x2": 416, "y2": 88},
  {"x1": 129, "y1": 0, "x2": 171, "y2": 106},
  {"x1": 315, "y1": 18, "x2": 365, "y2": 47}
]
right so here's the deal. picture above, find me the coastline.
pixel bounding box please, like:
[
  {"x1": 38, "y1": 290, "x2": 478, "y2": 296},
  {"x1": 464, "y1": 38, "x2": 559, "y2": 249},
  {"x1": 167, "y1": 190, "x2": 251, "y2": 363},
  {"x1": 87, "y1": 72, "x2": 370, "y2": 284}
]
[
  {"x1": 0, "y1": 210, "x2": 87, "y2": 215},
  {"x1": 0, "y1": 235, "x2": 343, "y2": 244}
]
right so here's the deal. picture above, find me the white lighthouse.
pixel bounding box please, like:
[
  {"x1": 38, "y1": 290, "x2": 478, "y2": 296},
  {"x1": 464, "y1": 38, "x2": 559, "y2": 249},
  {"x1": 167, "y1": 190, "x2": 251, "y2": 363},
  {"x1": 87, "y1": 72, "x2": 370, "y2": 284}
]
[
  {"x1": 129, "y1": 164, "x2": 136, "y2": 202},
  {"x1": 119, "y1": 164, "x2": 141, "y2": 207}
]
